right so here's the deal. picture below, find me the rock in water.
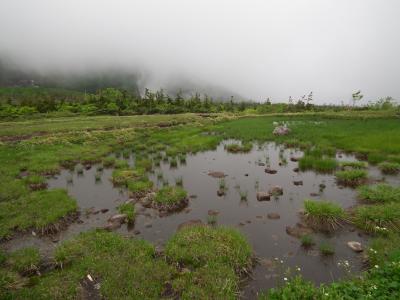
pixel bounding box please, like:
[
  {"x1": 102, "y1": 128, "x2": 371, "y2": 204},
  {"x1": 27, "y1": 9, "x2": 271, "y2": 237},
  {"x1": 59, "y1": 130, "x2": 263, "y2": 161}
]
[
  {"x1": 257, "y1": 192, "x2": 271, "y2": 201},
  {"x1": 347, "y1": 241, "x2": 363, "y2": 252},
  {"x1": 273, "y1": 126, "x2": 291, "y2": 136}
]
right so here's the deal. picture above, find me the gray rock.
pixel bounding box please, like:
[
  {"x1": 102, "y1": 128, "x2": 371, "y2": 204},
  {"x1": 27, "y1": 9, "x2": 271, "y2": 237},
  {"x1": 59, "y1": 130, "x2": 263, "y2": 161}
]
[
  {"x1": 257, "y1": 192, "x2": 271, "y2": 201},
  {"x1": 267, "y1": 213, "x2": 281, "y2": 220},
  {"x1": 269, "y1": 186, "x2": 283, "y2": 196},
  {"x1": 273, "y1": 126, "x2": 291, "y2": 136},
  {"x1": 347, "y1": 241, "x2": 363, "y2": 252}
]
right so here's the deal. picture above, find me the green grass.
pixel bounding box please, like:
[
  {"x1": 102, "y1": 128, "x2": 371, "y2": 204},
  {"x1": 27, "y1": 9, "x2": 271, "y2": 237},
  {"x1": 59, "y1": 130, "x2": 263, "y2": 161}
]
[
  {"x1": 127, "y1": 179, "x2": 153, "y2": 194},
  {"x1": 368, "y1": 233, "x2": 400, "y2": 266},
  {"x1": 340, "y1": 161, "x2": 368, "y2": 169},
  {"x1": 304, "y1": 199, "x2": 346, "y2": 231},
  {"x1": 0, "y1": 189, "x2": 77, "y2": 238},
  {"x1": 358, "y1": 184, "x2": 400, "y2": 203},
  {"x1": 154, "y1": 186, "x2": 187, "y2": 205},
  {"x1": 111, "y1": 168, "x2": 145, "y2": 186},
  {"x1": 379, "y1": 162, "x2": 400, "y2": 174},
  {"x1": 335, "y1": 169, "x2": 368, "y2": 186},
  {"x1": 169, "y1": 157, "x2": 178, "y2": 168},
  {"x1": 225, "y1": 142, "x2": 252, "y2": 153},
  {"x1": 353, "y1": 202, "x2": 400, "y2": 233},
  {"x1": 299, "y1": 155, "x2": 337, "y2": 172},
  {"x1": 7, "y1": 247, "x2": 40, "y2": 274},
  {"x1": 118, "y1": 203, "x2": 136, "y2": 223},
  {"x1": 165, "y1": 225, "x2": 252, "y2": 272},
  {"x1": 102, "y1": 156, "x2": 116, "y2": 167},
  {"x1": 11, "y1": 230, "x2": 175, "y2": 299}
]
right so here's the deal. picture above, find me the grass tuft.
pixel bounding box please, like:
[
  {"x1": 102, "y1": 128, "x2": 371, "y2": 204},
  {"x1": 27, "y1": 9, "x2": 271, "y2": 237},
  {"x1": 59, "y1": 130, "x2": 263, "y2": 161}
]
[
  {"x1": 353, "y1": 202, "x2": 400, "y2": 233},
  {"x1": 304, "y1": 199, "x2": 346, "y2": 231},
  {"x1": 358, "y1": 184, "x2": 400, "y2": 203},
  {"x1": 335, "y1": 169, "x2": 368, "y2": 186},
  {"x1": 378, "y1": 162, "x2": 400, "y2": 174}
]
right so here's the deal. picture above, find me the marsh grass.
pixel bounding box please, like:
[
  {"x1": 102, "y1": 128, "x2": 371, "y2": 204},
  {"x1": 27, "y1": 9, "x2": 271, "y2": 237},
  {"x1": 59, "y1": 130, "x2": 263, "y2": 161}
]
[
  {"x1": 304, "y1": 199, "x2": 347, "y2": 231},
  {"x1": 179, "y1": 154, "x2": 186, "y2": 164},
  {"x1": 135, "y1": 159, "x2": 152, "y2": 172},
  {"x1": 175, "y1": 176, "x2": 183, "y2": 186},
  {"x1": 340, "y1": 161, "x2": 368, "y2": 169},
  {"x1": 102, "y1": 157, "x2": 116, "y2": 168},
  {"x1": 225, "y1": 142, "x2": 252, "y2": 153},
  {"x1": 165, "y1": 225, "x2": 252, "y2": 273},
  {"x1": 353, "y1": 202, "x2": 400, "y2": 233},
  {"x1": 24, "y1": 175, "x2": 47, "y2": 190},
  {"x1": 239, "y1": 190, "x2": 248, "y2": 201},
  {"x1": 358, "y1": 184, "x2": 400, "y2": 203},
  {"x1": 154, "y1": 186, "x2": 187, "y2": 206},
  {"x1": 300, "y1": 235, "x2": 315, "y2": 248},
  {"x1": 7, "y1": 247, "x2": 40, "y2": 275},
  {"x1": 207, "y1": 215, "x2": 218, "y2": 226},
  {"x1": 118, "y1": 203, "x2": 135, "y2": 223},
  {"x1": 335, "y1": 169, "x2": 368, "y2": 186},
  {"x1": 319, "y1": 242, "x2": 335, "y2": 256},
  {"x1": 114, "y1": 159, "x2": 129, "y2": 169},
  {"x1": 0, "y1": 189, "x2": 77, "y2": 238},
  {"x1": 11, "y1": 230, "x2": 175, "y2": 299},
  {"x1": 169, "y1": 157, "x2": 178, "y2": 168},
  {"x1": 378, "y1": 162, "x2": 400, "y2": 174},
  {"x1": 127, "y1": 179, "x2": 153, "y2": 195},
  {"x1": 75, "y1": 165, "x2": 83, "y2": 175},
  {"x1": 299, "y1": 155, "x2": 337, "y2": 173},
  {"x1": 111, "y1": 168, "x2": 145, "y2": 186},
  {"x1": 219, "y1": 178, "x2": 227, "y2": 190}
]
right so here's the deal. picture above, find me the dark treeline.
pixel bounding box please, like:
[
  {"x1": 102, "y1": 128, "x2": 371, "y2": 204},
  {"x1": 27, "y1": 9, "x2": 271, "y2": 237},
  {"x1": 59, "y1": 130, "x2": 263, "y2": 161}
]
[{"x1": 0, "y1": 87, "x2": 398, "y2": 119}]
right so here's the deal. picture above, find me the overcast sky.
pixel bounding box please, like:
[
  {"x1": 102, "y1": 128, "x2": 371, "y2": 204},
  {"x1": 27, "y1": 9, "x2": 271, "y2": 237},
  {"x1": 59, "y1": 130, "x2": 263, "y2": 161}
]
[{"x1": 1, "y1": 0, "x2": 399, "y2": 103}]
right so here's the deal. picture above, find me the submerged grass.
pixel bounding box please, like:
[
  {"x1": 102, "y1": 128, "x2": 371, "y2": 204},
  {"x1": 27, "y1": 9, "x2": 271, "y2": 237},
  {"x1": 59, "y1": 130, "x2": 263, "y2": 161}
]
[{"x1": 299, "y1": 155, "x2": 337, "y2": 172}]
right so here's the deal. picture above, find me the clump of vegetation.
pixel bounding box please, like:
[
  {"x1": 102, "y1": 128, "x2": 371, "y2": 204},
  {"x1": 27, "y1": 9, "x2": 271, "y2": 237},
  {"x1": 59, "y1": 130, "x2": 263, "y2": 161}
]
[
  {"x1": 207, "y1": 215, "x2": 218, "y2": 226},
  {"x1": 340, "y1": 161, "x2": 368, "y2": 169},
  {"x1": 358, "y1": 184, "x2": 400, "y2": 203},
  {"x1": 118, "y1": 203, "x2": 135, "y2": 223},
  {"x1": 319, "y1": 242, "x2": 335, "y2": 256},
  {"x1": 24, "y1": 175, "x2": 47, "y2": 191},
  {"x1": 9, "y1": 230, "x2": 175, "y2": 299},
  {"x1": 111, "y1": 168, "x2": 145, "y2": 186},
  {"x1": 127, "y1": 179, "x2": 153, "y2": 196},
  {"x1": 304, "y1": 199, "x2": 347, "y2": 231},
  {"x1": 7, "y1": 247, "x2": 40, "y2": 275},
  {"x1": 102, "y1": 156, "x2": 116, "y2": 168},
  {"x1": 379, "y1": 162, "x2": 400, "y2": 174},
  {"x1": 353, "y1": 202, "x2": 400, "y2": 233},
  {"x1": 225, "y1": 142, "x2": 252, "y2": 153},
  {"x1": 178, "y1": 154, "x2": 186, "y2": 164},
  {"x1": 153, "y1": 186, "x2": 188, "y2": 212},
  {"x1": 335, "y1": 169, "x2": 368, "y2": 186},
  {"x1": 75, "y1": 165, "x2": 83, "y2": 175},
  {"x1": 114, "y1": 159, "x2": 129, "y2": 169},
  {"x1": 165, "y1": 225, "x2": 252, "y2": 273},
  {"x1": 94, "y1": 172, "x2": 102, "y2": 182},
  {"x1": 175, "y1": 176, "x2": 183, "y2": 186},
  {"x1": 300, "y1": 235, "x2": 315, "y2": 248},
  {"x1": 299, "y1": 156, "x2": 337, "y2": 173},
  {"x1": 239, "y1": 190, "x2": 248, "y2": 201},
  {"x1": 169, "y1": 157, "x2": 178, "y2": 168},
  {"x1": 135, "y1": 159, "x2": 152, "y2": 172},
  {"x1": 0, "y1": 189, "x2": 77, "y2": 238}
]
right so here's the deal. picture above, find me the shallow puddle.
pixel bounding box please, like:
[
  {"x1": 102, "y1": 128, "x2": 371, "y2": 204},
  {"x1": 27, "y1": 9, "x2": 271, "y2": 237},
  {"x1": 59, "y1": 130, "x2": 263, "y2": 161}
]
[{"x1": 3, "y1": 141, "x2": 399, "y2": 298}]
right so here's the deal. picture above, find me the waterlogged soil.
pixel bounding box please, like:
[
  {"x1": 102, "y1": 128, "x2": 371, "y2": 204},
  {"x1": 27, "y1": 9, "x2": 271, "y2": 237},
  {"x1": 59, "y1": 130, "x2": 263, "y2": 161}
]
[{"x1": 2, "y1": 141, "x2": 399, "y2": 298}]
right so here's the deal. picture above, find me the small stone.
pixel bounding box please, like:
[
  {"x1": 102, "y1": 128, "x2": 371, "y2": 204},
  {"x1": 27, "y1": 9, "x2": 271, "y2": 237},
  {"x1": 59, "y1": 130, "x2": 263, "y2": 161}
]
[
  {"x1": 347, "y1": 241, "x2": 363, "y2": 252},
  {"x1": 208, "y1": 171, "x2": 226, "y2": 178},
  {"x1": 246, "y1": 220, "x2": 252, "y2": 224},
  {"x1": 256, "y1": 215, "x2": 263, "y2": 219},
  {"x1": 208, "y1": 210, "x2": 219, "y2": 216},
  {"x1": 104, "y1": 221, "x2": 122, "y2": 231},
  {"x1": 269, "y1": 186, "x2": 283, "y2": 196},
  {"x1": 189, "y1": 195, "x2": 197, "y2": 199},
  {"x1": 267, "y1": 213, "x2": 280, "y2": 220},
  {"x1": 145, "y1": 223, "x2": 153, "y2": 228},
  {"x1": 217, "y1": 189, "x2": 225, "y2": 196},
  {"x1": 133, "y1": 230, "x2": 141, "y2": 235},
  {"x1": 293, "y1": 167, "x2": 300, "y2": 172},
  {"x1": 108, "y1": 214, "x2": 127, "y2": 224},
  {"x1": 290, "y1": 157, "x2": 301, "y2": 162},
  {"x1": 273, "y1": 126, "x2": 291, "y2": 136},
  {"x1": 260, "y1": 258, "x2": 275, "y2": 270},
  {"x1": 258, "y1": 162, "x2": 265, "y2": 166},
  {"x1": 285, "y1": 224, "x2": 313, "y2": 238},
  {"x1": 309, "y1": 192, "x2": 319, "y2": 197},
  {"x1": 293, "y1": 180, "x2": 303, "y2": 186},
  {"x1": 265, "y1": 168, "x2": 277, "y2": 174},
  {"x1": 100, "y1": 208, "x2": 109, "y2": 213},
  {"x1": 257, "y1": 192, "x2": 271, "y2": 201},
  {"x1": 238, "y1": 222, "x2": 245, "y2": 226},
  {"x1": 244, "y1": 173, "x2": 249, "y2": 177}
]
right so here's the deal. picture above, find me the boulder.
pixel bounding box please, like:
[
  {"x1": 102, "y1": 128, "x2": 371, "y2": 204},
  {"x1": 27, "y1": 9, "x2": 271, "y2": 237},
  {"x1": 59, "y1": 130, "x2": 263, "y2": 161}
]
[
  {"x1": 257, "y1": 192, "x2": 271, "y2": 201},
  {"x1": 347, "y1": 241, "x2": 363, "y2": 252},
  {"x1": 108, "y1": 214, "x2": 127, "y2": 224},
  {"x1": 273, "y1": 126, "x2": 291, "y2": 136}
]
